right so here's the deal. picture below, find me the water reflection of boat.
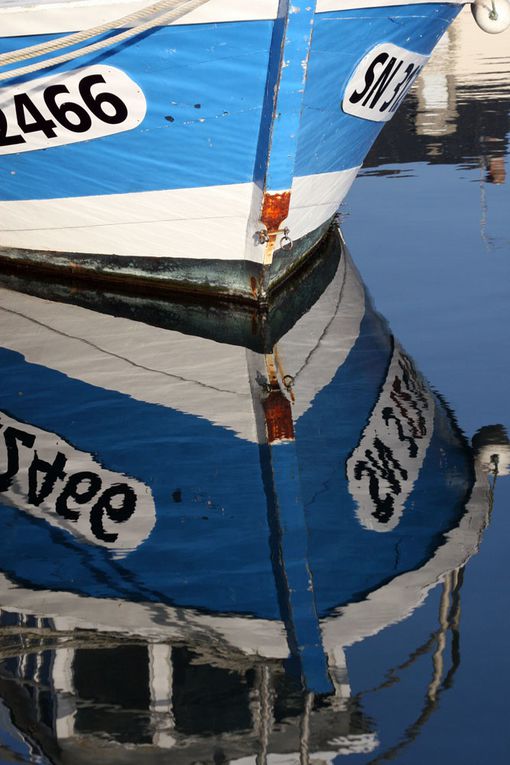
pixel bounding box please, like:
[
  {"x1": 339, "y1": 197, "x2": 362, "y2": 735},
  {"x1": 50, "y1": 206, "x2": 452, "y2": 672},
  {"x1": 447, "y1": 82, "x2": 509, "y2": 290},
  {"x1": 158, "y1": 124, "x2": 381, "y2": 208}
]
[
  {"x1": 0, "y1": 0, "x2": 486, "y2": 300},
  {"x1": 364, "y1": 7, "x2": 510, "y2": 176},
  {"x1": 0, "y1": 226, "x2": 506, "y2": 762}
]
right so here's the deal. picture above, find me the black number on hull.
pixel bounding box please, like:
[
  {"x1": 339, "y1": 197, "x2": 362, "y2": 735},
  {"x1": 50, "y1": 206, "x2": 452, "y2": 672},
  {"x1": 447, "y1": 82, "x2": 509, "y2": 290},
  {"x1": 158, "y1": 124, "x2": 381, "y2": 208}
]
[
  {"x1": 44, "y1": 85, "x2": 93, "y2": 133},
  {"x1": 14, "y1": 93, "x2": 57, "y2": 138},
  {"x1": 79, "y1": 74, "x2": 128, "y2": 125},
  {"x1": 0, "y1": 109, "x2": 25, "y2": 147}
]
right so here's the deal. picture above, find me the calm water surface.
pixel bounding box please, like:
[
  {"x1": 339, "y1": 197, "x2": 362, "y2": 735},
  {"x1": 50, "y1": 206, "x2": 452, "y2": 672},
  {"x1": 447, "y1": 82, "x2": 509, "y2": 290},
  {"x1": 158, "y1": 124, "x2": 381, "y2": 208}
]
[
  {"x1": 341, "y1": 11, "x2": 510, "y2": 764},
  {"x1": 0, "y1": 9, "x2": 509, "y2": 764}
]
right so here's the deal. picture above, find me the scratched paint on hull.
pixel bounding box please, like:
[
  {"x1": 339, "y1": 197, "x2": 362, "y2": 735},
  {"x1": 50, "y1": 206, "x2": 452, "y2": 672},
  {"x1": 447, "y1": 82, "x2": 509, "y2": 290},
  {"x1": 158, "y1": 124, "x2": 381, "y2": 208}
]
[{"x1": 0, "y1": 3, "x2": 463, "y2": 299}]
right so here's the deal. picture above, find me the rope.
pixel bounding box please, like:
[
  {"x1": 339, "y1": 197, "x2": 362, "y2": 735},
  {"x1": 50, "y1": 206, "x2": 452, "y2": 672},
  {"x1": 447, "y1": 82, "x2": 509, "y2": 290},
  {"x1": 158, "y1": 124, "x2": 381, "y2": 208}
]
[
  {"x1": 0, "y1": 0, "x2": 186, "y2": 67},
  {"x1": 0, "y1": 0, "x2": 211, "y2": 82},
  {"x1": 490, "y1": 0, "x2": 499, "y2": 19}
]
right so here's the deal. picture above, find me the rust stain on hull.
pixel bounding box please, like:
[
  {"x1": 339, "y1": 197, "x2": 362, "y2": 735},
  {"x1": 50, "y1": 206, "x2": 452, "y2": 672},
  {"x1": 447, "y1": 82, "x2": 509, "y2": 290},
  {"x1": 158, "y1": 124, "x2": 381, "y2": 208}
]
[
  {"x1": 261, "y1": 191, "x2": 291, "y2": 234},
  {"x1": 260, "y1": 191, "x2": 291, "y2": 268}
]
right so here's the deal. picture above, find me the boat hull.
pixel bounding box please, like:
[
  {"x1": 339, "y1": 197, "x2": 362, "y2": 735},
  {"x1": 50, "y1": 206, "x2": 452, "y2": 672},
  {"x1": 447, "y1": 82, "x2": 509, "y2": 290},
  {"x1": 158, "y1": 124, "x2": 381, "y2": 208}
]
[{"x1": 0, "y1": 0, "x2": 463, "y2": 299}]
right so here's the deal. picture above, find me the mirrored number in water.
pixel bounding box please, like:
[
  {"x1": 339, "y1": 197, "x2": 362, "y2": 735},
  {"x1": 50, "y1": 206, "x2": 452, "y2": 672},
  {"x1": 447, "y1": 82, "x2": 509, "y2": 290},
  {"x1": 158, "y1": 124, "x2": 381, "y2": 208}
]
[
  {"x1": 55, "y1": 470, "x2": 102, "y2": 521},
  {"x1": 90, "y1": 484, "x2": 136, "y2": 542},
  {"x1": 0, "y1": 420, "x2": 137, "y2": 543},
  {"x1": 28, "y1": 450, "x2": 67, "y2": 506},
  {"x1": 0, "y1": 425, "x2": 36, "y2": 491}
]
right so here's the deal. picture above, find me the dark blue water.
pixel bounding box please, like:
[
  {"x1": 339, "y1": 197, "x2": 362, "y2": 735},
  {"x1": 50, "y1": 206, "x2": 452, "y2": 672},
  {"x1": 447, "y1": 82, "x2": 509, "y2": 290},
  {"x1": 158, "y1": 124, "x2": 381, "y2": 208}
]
[{"x1": 0, "y1": 11, "x2": 508, "y2": 765}]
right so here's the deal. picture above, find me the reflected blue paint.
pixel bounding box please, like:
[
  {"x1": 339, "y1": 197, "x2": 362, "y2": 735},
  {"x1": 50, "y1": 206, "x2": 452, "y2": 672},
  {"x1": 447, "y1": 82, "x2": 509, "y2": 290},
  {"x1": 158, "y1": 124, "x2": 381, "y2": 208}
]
[
  {"x1": 0, "y1": 279, "x2": 473, "y2": 624},
  {"x1": 266, "y1": 437, "x2": 333, "y2": 693},
  {"x1": 294, "y1": 302, "x2": 473, "y2": 616},
  {"x1": 0, "y1": 346, "x2": 280, "y2": 618}
]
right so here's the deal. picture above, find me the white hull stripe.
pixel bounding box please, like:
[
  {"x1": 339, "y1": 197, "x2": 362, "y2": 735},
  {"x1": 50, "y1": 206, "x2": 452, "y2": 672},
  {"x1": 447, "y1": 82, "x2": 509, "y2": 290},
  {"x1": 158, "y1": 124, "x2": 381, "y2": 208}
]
[
  {"x1": 0, "y1": 0, "x2": 467, "y2": 36},
  {"x1": 0, "y1": 168, "x2": 359, "y2": 261}
]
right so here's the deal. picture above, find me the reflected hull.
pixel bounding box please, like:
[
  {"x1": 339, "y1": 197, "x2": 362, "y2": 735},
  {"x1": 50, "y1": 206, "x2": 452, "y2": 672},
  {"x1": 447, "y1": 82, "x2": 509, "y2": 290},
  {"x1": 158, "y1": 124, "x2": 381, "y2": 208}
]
[
  {"x1": 0, "y1": 225, "x2": 496, "y2": 765},
  {"x1": 0, "y1": 227, "x2": 481, "y2": 649}
]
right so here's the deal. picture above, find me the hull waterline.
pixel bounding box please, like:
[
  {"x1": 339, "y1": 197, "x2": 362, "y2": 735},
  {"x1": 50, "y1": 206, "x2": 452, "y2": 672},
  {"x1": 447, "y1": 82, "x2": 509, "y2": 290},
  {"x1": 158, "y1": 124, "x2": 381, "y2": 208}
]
[{"x1": 0, "y1": 0, "x2": 465, "y2": 299}]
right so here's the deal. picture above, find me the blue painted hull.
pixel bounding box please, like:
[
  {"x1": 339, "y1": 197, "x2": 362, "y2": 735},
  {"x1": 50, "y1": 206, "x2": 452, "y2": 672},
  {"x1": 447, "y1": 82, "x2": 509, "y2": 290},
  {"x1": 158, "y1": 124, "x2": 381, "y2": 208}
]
[{"x1": 0, "y1": 1, "x2": 463, "y2": 299}]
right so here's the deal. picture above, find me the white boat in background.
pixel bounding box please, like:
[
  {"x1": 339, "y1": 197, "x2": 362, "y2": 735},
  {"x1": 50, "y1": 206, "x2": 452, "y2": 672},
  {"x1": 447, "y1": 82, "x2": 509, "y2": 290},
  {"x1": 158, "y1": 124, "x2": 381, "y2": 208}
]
[{"x1": 0, "y1": 0, "x2": 508, "y2": 300}]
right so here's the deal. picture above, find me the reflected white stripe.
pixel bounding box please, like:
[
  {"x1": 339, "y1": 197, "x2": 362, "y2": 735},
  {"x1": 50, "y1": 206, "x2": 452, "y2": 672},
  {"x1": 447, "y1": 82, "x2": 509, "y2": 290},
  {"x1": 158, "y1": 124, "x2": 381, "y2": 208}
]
[
  {"x1": 0, "y1": 287, "x2": 259, "y2": 442},
  {"x1": 0, "y1": 569, "x2": 288, "y2": 654},
  {"x1": 0, "y1": 231, "x2": 362, "y2": 444}
]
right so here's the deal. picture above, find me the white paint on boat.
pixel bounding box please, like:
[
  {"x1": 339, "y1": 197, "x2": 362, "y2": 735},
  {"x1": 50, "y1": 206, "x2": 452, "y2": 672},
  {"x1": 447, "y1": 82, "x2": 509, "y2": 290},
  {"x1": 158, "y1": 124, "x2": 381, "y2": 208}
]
[
  {"x1": 342, "y1": 43, "x2": 429, "y2": 123},
  {"x1": 0, "y1": 0, "x2": 467, "y2": 37},
  {"x1": 0, "y1": 65, "x2": 147, "y2": 155},
  {"x1": 0, "y1": 182, "x2": 259, "y2": 262},
  {"x1": 0, "y1": 0, "x2": 280, "y2": 36},
  {"x1": 317, "y1": 0, "x2": 465, "y2": 11},
  {"x1": 286, "y1": 168, "x2": 360, "y2": 243},
  {"x1": 0, "y1": 168, "x2": 359, "y2": 261}
]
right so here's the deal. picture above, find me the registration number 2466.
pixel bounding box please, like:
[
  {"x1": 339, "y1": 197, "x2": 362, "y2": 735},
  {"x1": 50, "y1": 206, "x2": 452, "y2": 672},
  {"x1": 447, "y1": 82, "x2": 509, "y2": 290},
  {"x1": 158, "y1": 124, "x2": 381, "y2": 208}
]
[{"x1": 0, "y1": 65, "x2": 146, "y2": 155}]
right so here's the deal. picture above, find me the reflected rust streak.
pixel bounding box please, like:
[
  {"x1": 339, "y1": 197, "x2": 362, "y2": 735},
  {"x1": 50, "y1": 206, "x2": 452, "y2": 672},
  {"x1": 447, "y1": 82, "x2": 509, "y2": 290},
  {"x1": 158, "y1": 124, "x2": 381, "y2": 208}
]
[
  {"x1": 263, "y1": 389, "x2": 295, "y2": 443},
  {"x1": 261, "y1": 191, "x2": 291, "y2": 234}
]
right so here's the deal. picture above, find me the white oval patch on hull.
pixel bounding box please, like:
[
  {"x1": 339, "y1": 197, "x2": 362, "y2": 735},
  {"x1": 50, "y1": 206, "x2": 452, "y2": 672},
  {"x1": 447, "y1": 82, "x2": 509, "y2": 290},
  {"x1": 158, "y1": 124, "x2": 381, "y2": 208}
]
[
  {"x1": 342, "y1": 43, "x2": 429, "y2": 122},
  {"x1": 0, "y1": 411, "x2": 155, "y2": 556},
  {"x1": 0, "y1": 65, "x2": 146, "y2": 155}
]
